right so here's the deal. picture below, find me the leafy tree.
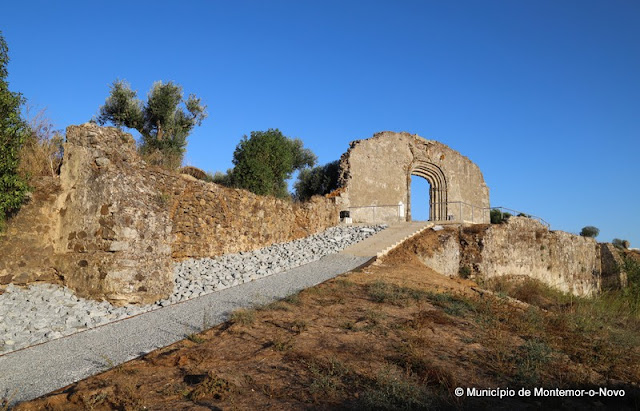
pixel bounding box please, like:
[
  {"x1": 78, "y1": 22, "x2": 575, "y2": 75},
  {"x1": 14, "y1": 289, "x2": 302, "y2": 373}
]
[
  {"x1": 96, "y1": 79, "x2": 207, "y2": 169},
  {"x1": 580, "y1": 226, "x2": 600, "y2": 238},
  {"x1": 0, "y1": 31, "x2": 29, "y2": 229},
  {"x1": 230, "y1": 129, "x2": 316, "y2": 198},
  {"x1": 294, "y1": 160, "x2": 341, "y2": 201}
]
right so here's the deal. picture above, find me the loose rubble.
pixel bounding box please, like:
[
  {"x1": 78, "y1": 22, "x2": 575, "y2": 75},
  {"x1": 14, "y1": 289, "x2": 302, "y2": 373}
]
[{"x1": 0, "y1": 225, "x2": 385, "y2": 354}]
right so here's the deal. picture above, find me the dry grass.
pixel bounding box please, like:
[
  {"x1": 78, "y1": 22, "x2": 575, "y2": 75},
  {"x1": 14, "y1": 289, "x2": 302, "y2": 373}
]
[
  {"x1": 483, "y1": 275, "x2": 640, "y2": 386},
  {"x1": 230, "y1": 308, "x2": 256, "y2": 326},
  {"x1": 140, "y1": 148, "x2": 182, "y2": 171},
  {"x1": 18, "y1": 107, "x2": 64, "y2": 180}
]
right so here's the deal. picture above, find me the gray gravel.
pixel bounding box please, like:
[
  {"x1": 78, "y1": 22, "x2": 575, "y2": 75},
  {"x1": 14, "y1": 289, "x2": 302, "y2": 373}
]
[
  {"x1": 0, "y1": 252, "x2": 373, "y2": 406},
  {"x1": 0, "y1": 225, "x2": 384, "y2": 355}
]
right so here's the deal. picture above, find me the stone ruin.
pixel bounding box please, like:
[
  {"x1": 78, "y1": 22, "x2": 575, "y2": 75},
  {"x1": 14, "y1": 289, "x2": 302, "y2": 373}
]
[
  {"x1": 0, "y1": 124, "x2": 339, "y2": 305},
  {"x1": 0, "y1": 125, "x2": 627, "y2": 302},
  {"x1": 335, "y1": 131, "x2": 490, "y2": 224}
]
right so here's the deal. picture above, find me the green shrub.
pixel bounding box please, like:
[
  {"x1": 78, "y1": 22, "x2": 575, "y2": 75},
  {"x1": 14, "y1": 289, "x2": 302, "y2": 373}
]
[
  {"x1": 580, "y1": 226, "x2": 600, "y2": 238},
  {"x1": 229, "y1": 129, "x2": 316, "y2": 198},
  {"x1": 612, "y1": 238, "x2": 630, "y2": 249},
  {"x1": 96, "y1": 79, "x2": 207, "y2": 170},
  {"x1": 208, "y1": 170, "x2": 233, "y2": 186},
  {"x1": 515, "y1": 339, "x2": 552, "y2": 385},
  {"x1": 427, "y1": 292, "x2": 477, "y2": 316},
  {"x1": 367, "y1": 281, "x2": 428, "y2": 306},
  {"x1": 293, "y1": 160, "x2": 341, "y2": 201},
  {"x1": 459, "y1": 265, "x2": 471, "y2": 279},
  {"x1": 620, "y1": 255, "x2": 640, "y2": 315},
  {"x1": 230, "y1": 308, "x2": 255, "y2": 326},
  {"x1": 357, "y1": 370, "x2": 431, "y2": 410},
  {"x1": 490, "y1": 209, "x2": 511, "y2": 224}
]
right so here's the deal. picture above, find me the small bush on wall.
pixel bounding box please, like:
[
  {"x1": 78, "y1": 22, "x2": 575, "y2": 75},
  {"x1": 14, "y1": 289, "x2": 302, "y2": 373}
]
[
  {"x1": 580, "y1": 226, "x2": 600, "y2": 238},
  {"x1": 490, "y1": 209, "x2": 511, "y2": 224}
]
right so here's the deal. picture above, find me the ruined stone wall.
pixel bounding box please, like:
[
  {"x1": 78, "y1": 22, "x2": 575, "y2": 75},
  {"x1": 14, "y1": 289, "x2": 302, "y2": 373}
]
[
  {"x1": 149, "y1": 171, "x2": 340, "y2": 260},
  {"x1": 337, "y1": 133, "x2": 412, "y2": 223},
  {"x1": 0, "y1": 124, "x2": 339, "y2": 304},
  {"x1": 414, "y1": 218, "x2": 603, "y2": 297},
  {"x1": 337, "y1": 132, "x2": 489, "y2": 224},
  {"x1": 52, "y1": 125, "x2": 174, "y2": 305},
  {"x1": 0, "y1": 178, "x2": 62, "y2": 288},
  {"x1": 477, "y1": 218, "x2": 601, "y2": 296},
  {"x1": 600, "y1": 243, "x2": 627, "y2": 289}
]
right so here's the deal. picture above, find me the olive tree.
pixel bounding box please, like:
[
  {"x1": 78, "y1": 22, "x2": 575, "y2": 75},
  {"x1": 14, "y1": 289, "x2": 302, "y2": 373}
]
[
  {"x1": 97, "y1": 79, "x2": 207, "y2": 169},
  {"x1": 293, "y1": 160, "x2": 341, "y2": 201},
  {"x1": 580, "y1": 226, "x2": 600, "y2": 238}
]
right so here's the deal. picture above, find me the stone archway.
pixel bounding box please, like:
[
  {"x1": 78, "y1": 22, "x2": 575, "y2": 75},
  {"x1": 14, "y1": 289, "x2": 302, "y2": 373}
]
[
  {"x1": 336, "y1": 131, "x2": 490, "y2": 224},
  {"x1": 410, "y1": 161, "x2": 447, "y2": 221}
]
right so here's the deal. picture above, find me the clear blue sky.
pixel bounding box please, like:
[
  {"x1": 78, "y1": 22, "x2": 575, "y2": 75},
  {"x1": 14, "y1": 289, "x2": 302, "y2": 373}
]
[{"x1": 2, "y1": 1, "x2": 638, "y2": 246}]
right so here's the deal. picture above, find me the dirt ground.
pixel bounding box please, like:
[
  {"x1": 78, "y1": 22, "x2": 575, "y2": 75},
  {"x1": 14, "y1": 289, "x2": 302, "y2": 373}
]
[{"x1": 9, "y1": 232, "x2": 640, "y2": 410}]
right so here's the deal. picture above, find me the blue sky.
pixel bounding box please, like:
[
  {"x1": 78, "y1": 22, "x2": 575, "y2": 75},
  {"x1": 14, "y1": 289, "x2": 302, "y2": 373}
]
[{"x1": 2, "y1": 1, "x2": 638, "y2": 246}]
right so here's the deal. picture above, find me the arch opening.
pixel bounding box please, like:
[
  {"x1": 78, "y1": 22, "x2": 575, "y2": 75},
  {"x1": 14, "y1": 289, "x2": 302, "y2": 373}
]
[
  {"x1": 409, "y1": 175, "x2": 430, "y2": 221},
  {"x1": 410, "y1": 161, "x2": 448, "y2": 221}
]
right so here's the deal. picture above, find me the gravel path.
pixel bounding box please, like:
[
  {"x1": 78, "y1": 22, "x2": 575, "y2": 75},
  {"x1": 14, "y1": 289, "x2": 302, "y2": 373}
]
[
  {"x1": 0, "y1": 225, "x2": 384, "y2": 355},
  {"x1": 0, "y1": 253, "x2": 374, "y2": 405}
]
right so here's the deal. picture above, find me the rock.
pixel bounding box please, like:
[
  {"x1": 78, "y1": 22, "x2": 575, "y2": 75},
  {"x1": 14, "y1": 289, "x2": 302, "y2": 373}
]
[
  {"x1": 95, "y1": 157, "x2": 111, "y2": 167},
  {"x1": 108, "y1": 241, "x2": 130, "y2": 252}
]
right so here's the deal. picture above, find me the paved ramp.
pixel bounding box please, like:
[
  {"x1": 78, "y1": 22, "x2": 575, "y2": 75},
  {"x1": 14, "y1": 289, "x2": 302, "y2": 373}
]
[
  {"x1": 2, "y1": 224, "x2": 433, "y2": 405},
  {"x1": 341, "y1": 221, "x2": 433, "y2": 258}
]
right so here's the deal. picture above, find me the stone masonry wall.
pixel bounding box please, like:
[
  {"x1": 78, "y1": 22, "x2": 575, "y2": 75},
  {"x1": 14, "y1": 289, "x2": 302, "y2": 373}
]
[
  {"x1": 600, "y1": 243, "x2": 627, "y2": 289},
  {"x1": 0, "y1": 124, "x2": 339, "y2": 304},
  {"x1": 149, "y1": 171, "x2": 340, "y2": 260},
  {"x1": 52, "y1": 125, "x2": 174, "y2": 305},
  {"x1": 416, "y1": 230, "x2": 460, "y2": 277},
  {"x1": 477, "y1": 218, "x2": 601, "y2": 296},
  {"x1": 0, "y1": 178, "x2": 62, "y2": 288},
  {"x1": 414, "y1": 218, "x2": 603, "y2": 297}
]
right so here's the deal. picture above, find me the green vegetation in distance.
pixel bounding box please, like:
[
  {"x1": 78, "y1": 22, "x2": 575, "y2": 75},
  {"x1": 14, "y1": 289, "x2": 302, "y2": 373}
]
[
  {"x1": 490, "y1": 208, "x2": 511, "y2": 224},
  {"x1": 218, "y1": 129, "x2": 316, "y2": 199},
  {"x1": 215, "y1": 135, "x2": 341, "y2": 201},
  {"x1": 0, "y1": 30, "x2": 29, "y2": 230},
  {"x1": 96, "y1": 79, "x2": 207, "y2": 170},
  {"x1": 580, "y1": 226, "x2": 600, "y2": 238},
  {"x1": 293, "y1": 160, "x2": 341, "y2": 201},
  {"x1": 612, "y1": 238, "x2": 630, "y2": 249}
]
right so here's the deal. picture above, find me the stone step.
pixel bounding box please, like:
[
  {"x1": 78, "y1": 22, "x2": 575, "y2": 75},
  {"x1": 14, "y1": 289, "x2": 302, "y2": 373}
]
[{"x1": 340, "y1": 221, "x2": 433, "y2": 258}]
